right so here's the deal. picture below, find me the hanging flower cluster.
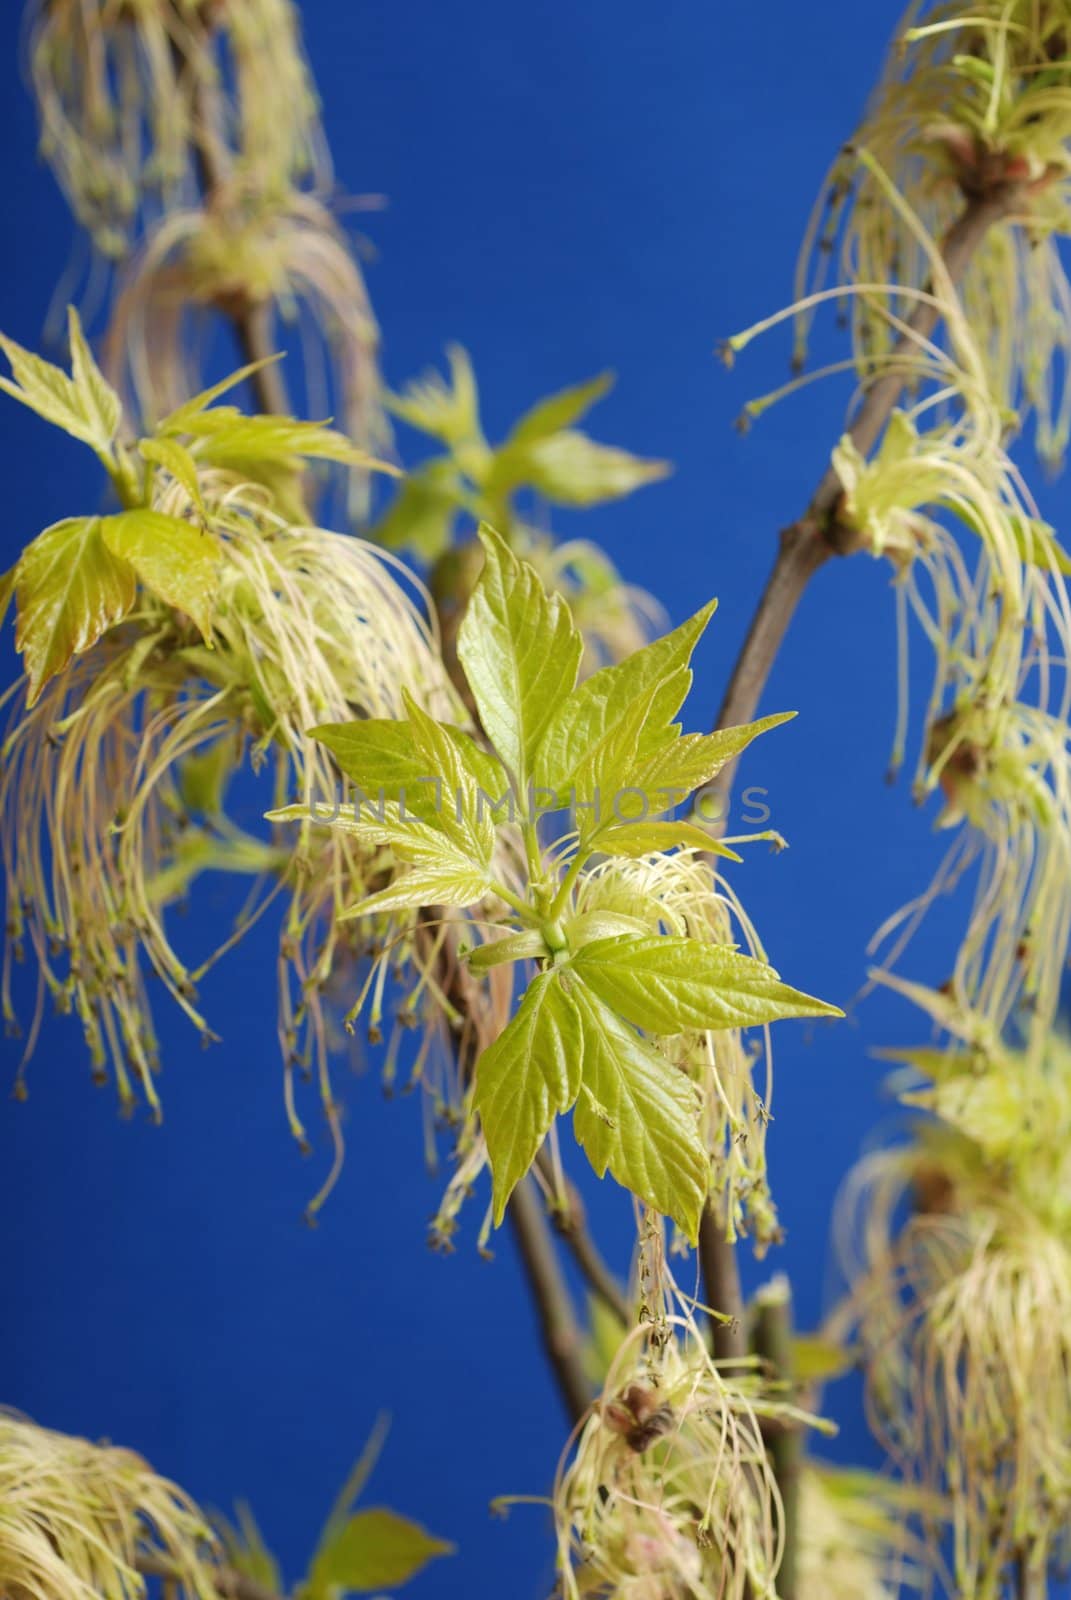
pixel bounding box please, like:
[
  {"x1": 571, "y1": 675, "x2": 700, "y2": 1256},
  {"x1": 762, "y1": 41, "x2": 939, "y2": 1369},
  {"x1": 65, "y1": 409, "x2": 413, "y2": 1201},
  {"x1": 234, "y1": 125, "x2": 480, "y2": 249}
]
[
  {"x1": 839, "y1": 1033, "x2": 1071, "y2": 1595},
  {"x1": 27, "y1": 0, "x2": 325, "y2": 259},
  {"x1": 0, "y1": 314, "x2": 456, "y2": 1213},
  {"x1": 793, "y1": 0, "x2": 1071, "y2": 464}
]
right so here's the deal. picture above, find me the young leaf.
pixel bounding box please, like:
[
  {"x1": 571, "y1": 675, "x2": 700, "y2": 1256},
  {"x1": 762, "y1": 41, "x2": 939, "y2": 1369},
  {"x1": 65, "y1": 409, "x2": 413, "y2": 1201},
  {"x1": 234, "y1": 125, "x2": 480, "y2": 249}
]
[
  {"x1": 139, "y1": 436, "x2": 205, "y2": 514},
  {"x1": 371, "y1": 461, "x2": 461, "y2": 559},
  {"x1": 314, "y1": 717, "x2": 501, "y2": 805},
  {"x1": 506, "y1": 372, "x2": 614, "y2": 444},
  {"x1": 397, "y1": 691, "x2": 498, "y2": 868},
  {"x1": 597, "y1": 819, "x2": 742, "y2": 862},
  {"x1": 66, "y1": 306, "x2": 121, "y2": 453},
  {"x1": 466, "y1": 929, "x2": 547, "y2": 974},
  {"x1": 457, "y1": 524, "x2": 582, "y2": 785},
  {"x1": 14, "y1": 517, "x2": 136, "y2": 704},
  {"x1": 570, "y1": 979, "x2": 707, "y2": 1241},
  {"x1": 158, "y1": 356, "x2": 285, "y2": 434},
  {"x1": 632, "y1": 712, "x2": 796, "y2": 805},
  {"x1": 101, "y1": 510, "x2": 220, "y2": 642},
  {"x1": 474, "y1": 970, "x2": 583, "y2": 1224},
  {"x1": 0, "y1": 320, "x2": 119, "y2": 459},
  {"x1": 387, "y1": 344, "x2": 484, "y2": 451},
  {"x1": 308, "y1": 1507, "x2": 454, "y2": 1595},
  {"x1": 570, "y1": 934, "x2": 843, "y2": 1034},
  {"x1": 181, "y1": 413, "x2": 399, "y2": 477},
  {"x1": 340, "y1": 866, "x2": 493, "y2": 919},
  {"x1": 491, "y1": 429, "x2": 671, "y2": 506},
  {"x1": 534, "y1": 600, "x2": 717, "y2": 796}
]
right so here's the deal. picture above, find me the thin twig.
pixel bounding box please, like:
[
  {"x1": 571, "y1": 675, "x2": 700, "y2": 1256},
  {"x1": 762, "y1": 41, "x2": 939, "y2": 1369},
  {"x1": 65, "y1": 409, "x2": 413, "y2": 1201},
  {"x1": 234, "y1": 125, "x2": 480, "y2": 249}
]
[
  {"x1": 697, "y1": 180, "x2": 1022, "y2": 1357},
  {"x1": 535, "y1": 1149, "x2": 631, "y2": 1326},
  {"x1": 508, "y1": 1175, "x2": 594, "y2": 1424}
]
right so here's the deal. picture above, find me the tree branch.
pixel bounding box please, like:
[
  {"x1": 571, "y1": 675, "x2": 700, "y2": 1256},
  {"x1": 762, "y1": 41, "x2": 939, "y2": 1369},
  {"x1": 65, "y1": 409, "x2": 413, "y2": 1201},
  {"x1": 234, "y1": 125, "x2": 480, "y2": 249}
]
[
  {"x1": 508, "y1": 1175, "x2": 594, "y2": 1424},
  {"x1": 698, "y1": 179, "x2": 1022, "y2": 1355},
  {"x1": 535, "y1": 1149, "x2": 630, "y2": 1326}
]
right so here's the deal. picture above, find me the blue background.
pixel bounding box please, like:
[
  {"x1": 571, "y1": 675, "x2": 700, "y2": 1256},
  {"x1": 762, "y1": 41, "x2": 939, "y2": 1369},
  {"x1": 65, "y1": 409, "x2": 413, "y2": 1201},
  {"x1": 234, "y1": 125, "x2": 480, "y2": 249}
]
[{"x1": 0, "y1": 4, "x2": 1060, "y2": 1596}]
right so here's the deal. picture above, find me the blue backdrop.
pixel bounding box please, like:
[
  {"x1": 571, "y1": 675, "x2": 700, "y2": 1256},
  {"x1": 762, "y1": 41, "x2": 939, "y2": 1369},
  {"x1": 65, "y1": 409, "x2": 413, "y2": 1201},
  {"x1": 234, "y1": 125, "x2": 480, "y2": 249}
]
[{"x1": 1, "y1": 4, "x2": 1062, "y2": 1596}]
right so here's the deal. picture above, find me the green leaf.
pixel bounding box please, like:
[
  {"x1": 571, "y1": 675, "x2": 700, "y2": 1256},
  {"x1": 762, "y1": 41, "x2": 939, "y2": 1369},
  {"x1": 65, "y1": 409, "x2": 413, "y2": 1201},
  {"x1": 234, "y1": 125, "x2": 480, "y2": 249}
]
[
  {"x1": 457, "y1": 524, "x2": 582, "y2": 786},
  {"x1": 386, "y1": 345, "x2": 484, "y2": 452},
  {"x1": 139, "y1": 436, "x2": 205, "y2": 513},
  {"x1": 402, "y1": 690, "x2": 496, "y2": 869},
  {"x1": 507, "y1": 372, "x2": 614, "y2": 444},
  {"x1": 632, "y1": 712, "x2": 796, "y2": 807},
  {"x1": 371, "y1": 460, "x2": 461, "y2": 559},
  {"x1": 309, "y1": 1507, "x2": 454, "y2": 1595},
  {"x1": 268, "y1": 800, "x2": 495, "y2": 917},
  {"x1": 0, "y1": 314, "x2": 120, "y2": 458},
  {"x1": 101, "y1": 509, "x2": 220, "y2": 641},
  {"x1": 535, "y1": 600, "x2": 718, "y2": 796},
  {"x1": 597, "y1": 819, "x2": 742, "y2": 862},
  {"x1": 182, "y1": 413, "x2": 398, "y2": 477},
  {"x1": 466, "y1": 929, "x2": 547, "y2": 974},
  {"x1": 14, "y1": 517, "x2": 136, "y2": 704},
  {"x1": 158, "y1": 356, "x2": 285, "y2": 434},
  {"x1": 341, "y1": 866, "x2": 493, "y2": 919},
  {"x1": 570, "y1": 934, "x2": 843, "y2": 1034},
  {"x1": 66, "y1": 306, "x2": 121, "y2": 452},
  {"x1": 314, "y1": 717, "x2": 508, "y2": 822},
  {"x1": 474, "y1": 970, "x2": 583, "y2": 1224},
  {"x1": 571, "y1": 978, "x2": 707, "y2": 1241},
  {"x1": 492, "y1": 429, "x2": 671, "y2": 506}
]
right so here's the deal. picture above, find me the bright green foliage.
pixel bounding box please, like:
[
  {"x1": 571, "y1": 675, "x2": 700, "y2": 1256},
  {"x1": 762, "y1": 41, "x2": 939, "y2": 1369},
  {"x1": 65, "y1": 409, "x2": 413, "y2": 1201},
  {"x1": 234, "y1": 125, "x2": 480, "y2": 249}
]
[
  {"x1": 279, "y1": 523, "x2": 840, "y2": 1239},
  {"x1": 1, "y1": 321, "x2": 392, "y2": 707},
  {"x1": 307, "y1": 1510, "x2": 454, "y2": 1595},
  {"x1": 374, "y1": 346, "x2": 669, "y2": 560}
]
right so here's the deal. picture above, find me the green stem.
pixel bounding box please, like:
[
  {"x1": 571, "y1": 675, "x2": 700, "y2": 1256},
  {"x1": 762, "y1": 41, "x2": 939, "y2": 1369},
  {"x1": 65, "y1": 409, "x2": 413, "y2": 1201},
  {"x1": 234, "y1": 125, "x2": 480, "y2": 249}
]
[{"x1": 752, "y1": 1277, "x2": 801, "y2": 1600}]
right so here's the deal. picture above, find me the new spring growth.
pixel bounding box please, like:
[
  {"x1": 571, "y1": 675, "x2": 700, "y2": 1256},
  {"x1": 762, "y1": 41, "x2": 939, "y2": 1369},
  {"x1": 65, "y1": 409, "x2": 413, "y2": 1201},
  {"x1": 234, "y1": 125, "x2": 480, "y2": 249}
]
[
  {"x1": 0, "y1": 314, "x2": 464, "y2": 1220},
  {"x1": 270, "y1": 524, "x2": 842, "y2": 1242}
]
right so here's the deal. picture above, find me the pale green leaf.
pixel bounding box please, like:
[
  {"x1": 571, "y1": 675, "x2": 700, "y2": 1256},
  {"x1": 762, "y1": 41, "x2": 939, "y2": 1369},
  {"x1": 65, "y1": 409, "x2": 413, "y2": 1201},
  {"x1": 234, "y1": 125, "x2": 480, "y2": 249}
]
[
  {"x1": 371, "y1": 460, "x2": 460, "y2": 559},
  {"x1": 507, "y1": 372, "x2": 614, "y2": 444},
  {"x1": 569, "y1": 676, "x2": 679, "y2": 844},
  {"x1": 101, "y1": 509, "x2": 220, "y2": 641},
  {"x1": 184, "y1": 413, "x2": 398, "y2": 477},
  {"x1": 492, "y1": 429, "x2": 671, "y2": 506},
  {"x1": 563, "y1": 911, "x2": 654, "y2": 948},
  {"x1": 14, "y1": 517, "x2": 136, "y2": 704},
  {"x1": 340, "y1": 866, "x2": 492, "y2": 919},
  {"x1": 571, "y1": 934, "x2": 843, "y2": 1034},
  {"x1": 597, "y1": 819, "x2": 742, "y2": 862},
  {"x1": 313, "y1": 717, "x2": 507, "y2": 818},
  {"x1": 457, "y1": 524, "x2": 582, "y2": 786},
  {"x1": 474, "y1": 970, "x2": 583, "y2": 1224},
  {"x1": 309, "y1": 1507, "x2": 454, "y2": 1595},
  {"x1": 66, "y1": 306, "x2": 121, "y2": 451},
  {"x1": 402, "y1": 690, "x2": 496, "y2": 869},
  {"x1": 632, "y1": 712, "x2": 796, "y2": 807},
  {"x1": 139, "y1": 436, "x2": 205, "y2": 513},
  {"x1": 387, "y1": 344, "x2": 483, "y2": 452},
  {"x1": 466, "y1": 929, "x2": 547, "y2": 974},
  {"x1": 158, "y1": 357, "x2": 285, "y2": 434},
  {"x1": 535, "y1": 600, "x2": 717, "y2": 795},
  {"x1": 571, "y1": 978, "x2": 706, "y2": 1241},
  {"x1": 0, "y1": 321, "x2": 117, "y2": 458}
]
